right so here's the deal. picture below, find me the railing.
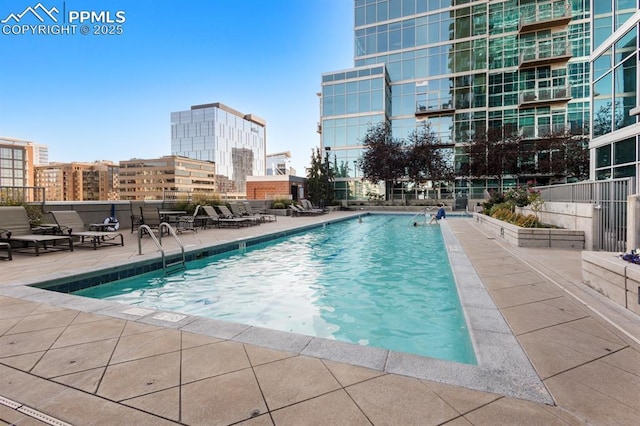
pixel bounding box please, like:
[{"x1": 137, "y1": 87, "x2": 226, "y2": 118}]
[
  {"x1": 536, "y1": 178, "x2": 635, "y2": 251},
  {"x1": 0, "y1": 186, "x2": 46, "y2": 205},
  {"x1": 519, "y1": 42, "x2": 571, "y2": 67},
  {"x1": 415, "y1": 100, "x2": 455, "y2": 115},
  {"x1": 519, "y1": 1, "x2": 572, "y2": 31},
  {"x1": 519, "y1": 85, "x2": 571, "y2": 106},
  {"x1": 137, "y1": 222, "x2": 186, "y2": 273},
  {"x1": 520, "y1": 123, "x2": 569, "y2": 139}
]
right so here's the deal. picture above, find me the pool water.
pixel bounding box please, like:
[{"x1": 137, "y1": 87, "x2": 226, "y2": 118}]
[{"x1": 76, "y1": 215, "x2": 477, "y2": 364}]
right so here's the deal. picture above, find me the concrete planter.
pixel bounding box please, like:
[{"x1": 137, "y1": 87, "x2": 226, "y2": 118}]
[
  {"x1": 266, "y1": 208, "x2": 290, "y2": 216},
  {"x1": 582, "y1": 251, "x2": 640, "y2": 316},
  {"x1": 474, "y1": 213, "x2": 585, "y2": 250}
]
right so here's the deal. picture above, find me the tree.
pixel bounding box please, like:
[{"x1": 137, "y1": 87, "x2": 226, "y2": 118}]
[
  {"x1": 358, "y1": 122, "x2": 406, "y2": 201},
  {"x1": 468, "y1": 126, "x2": 521, "y2": 186},
  {"x1": 405, "y1": 122, "x2": 454, "y2": 188},
  {"x1": 306, "y1": 147, "x2": 335, "y2": 207},
  {"x1": 306, "y1": 148, "x2": 323, "y2": 206}
]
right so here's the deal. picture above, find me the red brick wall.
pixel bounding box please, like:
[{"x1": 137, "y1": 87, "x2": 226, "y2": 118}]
[{"x1": 246, "y1": 181, "x2": 291, "y2": 200}]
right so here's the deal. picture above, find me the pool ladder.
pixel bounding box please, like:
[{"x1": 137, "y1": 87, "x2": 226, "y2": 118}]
[{"x1": 137, "y1": 223, "x2": 186, "y2": 274}]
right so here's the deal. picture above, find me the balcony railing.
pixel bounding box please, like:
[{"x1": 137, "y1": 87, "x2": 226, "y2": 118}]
[
  {"x1": 519, "y1": 85, "x2": 571, "y2": 107},
  {"x1": 519, "y1": 124, "x2": 570, "y2": 139},
  {"x1": 519, "y1": 42, "x2": 571, "y2": 68},
  {"x1": 415, "y1": 101, "x2": 455, "y2": 116},
  {"x1": 519, "y1": 1, "x2": 572, "y2": 33}
]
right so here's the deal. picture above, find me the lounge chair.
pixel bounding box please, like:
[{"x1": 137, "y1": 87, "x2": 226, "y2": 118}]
[
  {"x1": 200, "y1": 205, "x2": 250, "y2": 228},
  {"x1": 242, "y1": 201, "x2": 276, "y2": 222},
  {"x1": 49, "y1": 210, "x2": 124, "y2": 250},
  {"x1": 289, "y1": 204, "x2": 321, "y2": 216},
  {"x1": 228, "y1": 202, "x2": 262, "y2": 225},
  {"x1": 217, "y1": 205, "x2": 259, "y2": 226},
  {"x1": 0, "y1": 206, "x2": 73, "y2": 256},
  {"x1": 300, "y1": 199, "x2": 325, "y2": 214}
]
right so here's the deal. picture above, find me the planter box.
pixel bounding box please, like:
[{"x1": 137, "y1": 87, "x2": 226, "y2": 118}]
[
  {"x1": 582, "y1": 251, "x2": 640, "y2": 316},
  {"x1": 474, "y1": 213, "x2": 584, "y2": 250},
  {"x1": 266, "y1": 208, "x2": 290, "y2": 216}
]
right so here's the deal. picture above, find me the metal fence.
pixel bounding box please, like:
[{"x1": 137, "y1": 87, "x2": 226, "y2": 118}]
[{"x1": 537, "y1": 178, "x2": 636, "y2": 251}]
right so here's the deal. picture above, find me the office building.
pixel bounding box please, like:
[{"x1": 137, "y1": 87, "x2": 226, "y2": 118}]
[
  {"x1": 34, "y1": 161, "x2": 119, "y2": 201},
  {"x1": 0, "y1": 137, "x2": 45, "y2": 192},
  {"x1": 590, "y1": 0, "x2": 639, "y2": 185},
  {"x1": 171, "y1": 103, "x2": 266, "y2": 197},
  {"x1": 119, "y1": 155, "x2": 216, "y2": 200},
  {"x1": 320, "y1": 0, "x2": 591, "y2": 201}
]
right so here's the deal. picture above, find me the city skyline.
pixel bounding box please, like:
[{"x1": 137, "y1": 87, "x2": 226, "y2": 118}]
[{"x1": 0, "y1": 0, "x2": 353, "y2": 175}]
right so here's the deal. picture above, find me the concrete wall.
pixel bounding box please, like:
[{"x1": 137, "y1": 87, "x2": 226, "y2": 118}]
[
  {"x1": 518, "y1": 201, "x2": 595, "y2": 250},
  {"x1": 582, "y1": 251, "x2": 640, "y2": 316}
]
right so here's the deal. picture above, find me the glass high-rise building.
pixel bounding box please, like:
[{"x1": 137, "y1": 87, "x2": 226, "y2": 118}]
[
  {"x1": 590, "y1": 0, "x2": 639, "y2": 185},
  {"x1": 171, "y1": 103, "x2": 266, "y2": 195},
  {"x1": 320, "y1": 0, "x2": 591, "y2": 202}
]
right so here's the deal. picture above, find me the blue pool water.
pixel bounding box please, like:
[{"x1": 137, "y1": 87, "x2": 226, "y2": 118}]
[{"x1": 75, "y1": 215, "x2": 476, "y2": 364}]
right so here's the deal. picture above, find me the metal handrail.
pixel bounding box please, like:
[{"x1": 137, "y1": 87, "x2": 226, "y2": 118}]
[{"x1": 137, "y1": 223, "x2": 185, "y2": 273}]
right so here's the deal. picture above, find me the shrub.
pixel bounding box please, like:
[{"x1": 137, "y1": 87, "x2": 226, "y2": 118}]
[
  {"x1": 272, "y1": 202, "x2": 285, "y2": 209},
  {"x1": 490, "y1": 206, "x2": 543, "y2": 228},
  {"x1": 482, "y1": 190, "x2": 505, "y2": 214}
]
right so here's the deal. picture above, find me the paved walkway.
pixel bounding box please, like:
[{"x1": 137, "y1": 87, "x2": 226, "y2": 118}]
[{"x1": 1, "y1": 213, "x2": 639, "y2": 425}]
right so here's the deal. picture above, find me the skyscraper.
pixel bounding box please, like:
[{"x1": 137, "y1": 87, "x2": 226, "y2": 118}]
[
  {"x1": 171, "y1": 103, "x2": 266, "y2": 195},
  {"x1": 320, "y1": 0, "x2": 591, "y2": 203},
  {"x1": 590, "y1": 0, "x2": 638, "y2": 185}
]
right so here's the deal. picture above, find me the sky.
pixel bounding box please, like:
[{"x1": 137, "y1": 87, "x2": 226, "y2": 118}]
[{"x1": 0, "y1": 0, "x2": 354, "y2": 174}]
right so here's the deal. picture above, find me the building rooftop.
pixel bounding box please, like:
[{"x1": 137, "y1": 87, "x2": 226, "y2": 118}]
[{"x1": 0, "y1": 213, "x2": 639, "y2": 424}]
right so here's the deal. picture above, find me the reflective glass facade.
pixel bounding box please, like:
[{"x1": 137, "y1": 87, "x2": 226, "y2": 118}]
[
  {"x1": 591, "y1": 0, "x2": 639, "y2": 184},
  {"x1": 171, "y1": 103, "x2": 266, "y2": 195},
  {"x1": 321, "y1": 0, "x2": 592, "y2": 200}
]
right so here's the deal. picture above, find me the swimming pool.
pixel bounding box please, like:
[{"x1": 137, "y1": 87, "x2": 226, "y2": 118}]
[{"x1": 74, "y1": 215, "x2": 476, "y2": 364}]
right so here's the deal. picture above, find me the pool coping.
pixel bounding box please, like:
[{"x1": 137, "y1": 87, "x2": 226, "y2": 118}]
[{"x1": 0, "y1": 214, "x2": 553, "y2": 405}]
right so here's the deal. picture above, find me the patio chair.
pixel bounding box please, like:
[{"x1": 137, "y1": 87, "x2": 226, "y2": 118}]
[
  {"x1": 0, "y1": 242, "x2": 12, "y2": 260},
  {"x1": 174, "y1": 206, "x2": 200, "y2": 233},
  {"x1": 140, "y1": 205, "x2": 163, "y2": 235},
  {"x1": 129, "y1": 201, "x2": 145, "y2": 233},
  {"x1": 200, "y1": 205, "x2": 250, "y2": 228},
  {"x1": 242, "y1": 201, "x2": 276, "y2": 222},
  {"x1": 49, "y1": 210, "x2": 124, "y2": 250},
  {"x1": 0, "y1": 206, "x2": 73, "y2": 256}
]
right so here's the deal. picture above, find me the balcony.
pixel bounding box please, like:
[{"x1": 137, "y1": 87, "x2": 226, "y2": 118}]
[
  {"x1": 519, "y1": 1, "x2": 572, "y2": 33},
  {"x1": 519, "y1": 42, "x2": 572, "y2": 68},
  {"x1": 519, "y1": 85, "x2": 571, "y2": 107},
  {"x1": 415, "y1": 101, "x2": 455, "y2": 117}
]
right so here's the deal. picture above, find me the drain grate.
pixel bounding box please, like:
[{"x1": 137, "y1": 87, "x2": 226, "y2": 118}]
[{"x1": 0, "y1": 395, "x2": 73, "y2": 426}]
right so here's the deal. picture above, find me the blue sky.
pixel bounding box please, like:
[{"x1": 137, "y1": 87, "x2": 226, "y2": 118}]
[{"x1": 0, "y1": 0, "x2": 353, "y2": 174}]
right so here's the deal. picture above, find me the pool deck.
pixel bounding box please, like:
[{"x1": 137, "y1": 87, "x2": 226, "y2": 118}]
[{"x1": 1, "y1": 212, "x2": 639, "y2": 425}]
